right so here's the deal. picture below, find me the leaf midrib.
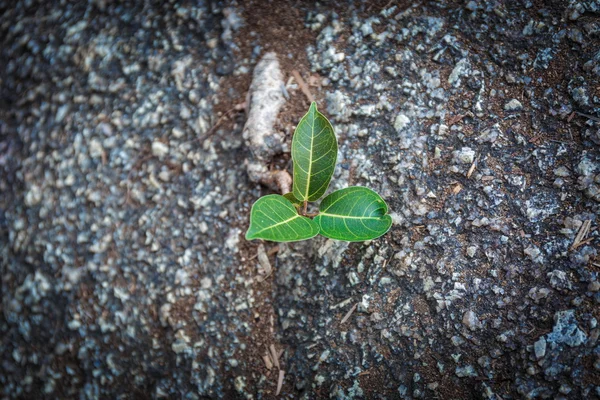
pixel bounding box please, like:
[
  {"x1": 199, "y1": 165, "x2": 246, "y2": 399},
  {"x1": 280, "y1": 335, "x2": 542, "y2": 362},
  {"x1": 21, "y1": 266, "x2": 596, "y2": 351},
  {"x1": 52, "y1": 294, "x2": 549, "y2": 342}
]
[
  {"x1": 251, "y1": 215, "x2": 300, "y2": 236},
  {"x1": 304, "y1": 112, "x2": 315, "y2": 200},
  {"x1": 318, "y1": 213, "x2": 385, "y2": 220}
]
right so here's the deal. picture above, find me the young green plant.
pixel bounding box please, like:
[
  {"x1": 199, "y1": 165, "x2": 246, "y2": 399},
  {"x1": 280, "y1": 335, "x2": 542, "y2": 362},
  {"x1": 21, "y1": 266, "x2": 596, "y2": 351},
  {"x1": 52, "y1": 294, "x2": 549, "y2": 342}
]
[{"x1": 245, "y1": 102, "x2": 392, "y2": 242}]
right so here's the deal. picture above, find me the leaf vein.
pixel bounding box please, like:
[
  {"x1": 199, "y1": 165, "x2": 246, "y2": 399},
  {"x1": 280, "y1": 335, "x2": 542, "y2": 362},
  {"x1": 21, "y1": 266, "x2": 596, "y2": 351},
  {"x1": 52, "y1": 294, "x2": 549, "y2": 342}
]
[
  {"x1": 251, "y1": 215, "x2": 300, "y2": 236},
  {"x1": 304, "y1": 113, "x2": 315, "y2": 199},
  {"x1": 318, "y1": 213, "x2": 385, "y2": 220},
  {"x1": 320, "y1": 190, "x2": 355, "y2": 212}
]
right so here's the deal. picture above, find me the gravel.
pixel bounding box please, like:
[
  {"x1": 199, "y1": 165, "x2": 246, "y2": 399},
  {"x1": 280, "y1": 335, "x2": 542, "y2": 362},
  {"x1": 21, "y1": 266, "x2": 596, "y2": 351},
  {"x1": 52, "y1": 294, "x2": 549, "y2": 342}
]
[
  {"x1": 504, "y1": 99, "x2": 524, "y2": 111},
  {"x1": 1, "y1": 0, "x2": 599, "y2": 399}
]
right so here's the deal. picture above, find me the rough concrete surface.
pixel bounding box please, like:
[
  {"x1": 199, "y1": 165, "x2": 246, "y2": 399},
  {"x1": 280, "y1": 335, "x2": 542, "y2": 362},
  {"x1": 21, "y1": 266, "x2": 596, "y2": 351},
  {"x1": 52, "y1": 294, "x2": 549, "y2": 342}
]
[{"x1": 1, "y1": 1, "x2": 599, "y2": 399}]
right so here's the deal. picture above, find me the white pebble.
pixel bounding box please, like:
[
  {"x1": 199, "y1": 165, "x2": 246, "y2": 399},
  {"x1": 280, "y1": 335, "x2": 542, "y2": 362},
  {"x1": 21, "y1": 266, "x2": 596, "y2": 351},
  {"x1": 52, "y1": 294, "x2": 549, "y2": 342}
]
[{"x1": 152, "y1": 141, "x2": 169, "y2": 157}]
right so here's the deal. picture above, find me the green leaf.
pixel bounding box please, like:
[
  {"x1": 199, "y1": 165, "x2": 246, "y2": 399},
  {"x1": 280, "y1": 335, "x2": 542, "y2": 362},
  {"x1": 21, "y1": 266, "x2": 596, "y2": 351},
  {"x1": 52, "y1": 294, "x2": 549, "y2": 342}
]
[
  {"x1": 283, "y1": 192, "x2": 302, "y2": 208},
  {"x1": 314, "y1": 187, "x2": 392, "y2": 242},
  {"x1": 246, "y1": 195, "x2": 319, "y2": 242},
  {"x1": 292, "y1": 102, "x2": 338, "y2": 202}
]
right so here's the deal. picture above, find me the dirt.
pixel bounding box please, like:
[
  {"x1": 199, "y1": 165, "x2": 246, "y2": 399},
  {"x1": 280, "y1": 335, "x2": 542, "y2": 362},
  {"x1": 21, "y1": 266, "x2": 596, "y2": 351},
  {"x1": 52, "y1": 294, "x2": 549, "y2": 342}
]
[
  {"x1": 222, "y1": 1, "x2": 599, "y2": 397},
  {"x1": 213, "y1": 1, "x2": 324, "y2": 397}
]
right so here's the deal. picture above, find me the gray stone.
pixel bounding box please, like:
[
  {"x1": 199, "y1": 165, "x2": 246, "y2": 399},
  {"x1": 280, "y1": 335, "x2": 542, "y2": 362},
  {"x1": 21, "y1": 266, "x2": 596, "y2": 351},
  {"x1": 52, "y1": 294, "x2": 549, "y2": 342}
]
[
  {"x1": 455, "y1": 365, "x2": 478, "y2": 378},
  {"x1": 453, "y1": 147, "x2": 475, "y2": 164},
  {"x1": 151, "y1": 141, "x2": 169, "y2": 157},
  {"x1": 393, "y1": 114, "x2": 411, "y2": 132},
  {"x1": 533, "y1": 337, "x2": 546, "y2": 359},
  {"x1": 448, "y1": 58, "x2": 471, "y2": 87},
  {"x1": 546, "y1": 310, "x2": 587, "y2": 348},
  {"x1": 462, "y1": 310, "x2": 481, "y2": 331},
  {"x1": 504, "y1": 99, "x2": 523, "y2": 111}
]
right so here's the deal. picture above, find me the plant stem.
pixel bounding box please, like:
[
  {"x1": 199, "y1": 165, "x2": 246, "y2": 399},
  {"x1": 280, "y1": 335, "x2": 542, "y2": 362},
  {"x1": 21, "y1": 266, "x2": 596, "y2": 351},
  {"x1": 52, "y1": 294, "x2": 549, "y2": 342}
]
[
  {"x1": 305, "y1": 212, "x2": 319, "y2": 217},
  {"x1": 303, "y1": 200, "x2": 308, "y2": 216}
]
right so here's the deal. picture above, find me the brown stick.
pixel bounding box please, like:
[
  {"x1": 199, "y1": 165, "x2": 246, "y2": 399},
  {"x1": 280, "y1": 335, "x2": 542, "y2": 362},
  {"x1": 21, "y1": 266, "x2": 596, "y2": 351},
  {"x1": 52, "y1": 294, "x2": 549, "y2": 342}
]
[
  {"x1": 467, "y1": 155, "x2": 479, "y2": 179},
  {"x1": 248, "y1": 245, "x2": 280, "y2": 261},
  {"x1": 575, "y1": 111, "x2": 600, "y2": 123},
  {"x1": 276, "y1": 370, "x2": 285, "y2": 396},
  {"x1": 303, "y1": 200, "x2": 308, "y2": 216},
  {"x1": 340, "y1": 303, "x2": 358, "y2": 324},
  {"x1": 269, "y1": 344, "x2": 280, "y2": 370},
  {"x1": 291, "y1": 70, "x2": 315, "y2": 103},
  {"x1": 571, "y1": 220, "x2": 592, "y2": 250},
  {"x1": 262, "y1": 354, "x2": 273, "y2": 370},
  {"x1": 185, "y1": 102, "x2": 245, "y2": 145}
]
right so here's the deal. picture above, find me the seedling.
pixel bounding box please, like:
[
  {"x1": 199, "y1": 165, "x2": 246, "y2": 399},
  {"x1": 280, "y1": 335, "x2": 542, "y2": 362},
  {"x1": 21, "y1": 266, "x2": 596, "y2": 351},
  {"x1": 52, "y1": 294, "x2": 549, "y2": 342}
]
[{"x1": 246, "y1": 102, "x2": 392, "y2": 242}]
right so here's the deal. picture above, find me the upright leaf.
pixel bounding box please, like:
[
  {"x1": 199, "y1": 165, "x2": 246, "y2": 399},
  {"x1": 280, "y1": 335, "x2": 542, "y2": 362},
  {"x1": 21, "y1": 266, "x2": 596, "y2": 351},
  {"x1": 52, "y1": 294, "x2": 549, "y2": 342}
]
[
  {"x1": 292, "y1": 102, "x2": 337, "y2": 202},
  {"x1": 314, "y1": 187, "x2": 392, "y2": 242},
  {"x1": 246, "y1": 195, "x2": 319, "y2": 242}
]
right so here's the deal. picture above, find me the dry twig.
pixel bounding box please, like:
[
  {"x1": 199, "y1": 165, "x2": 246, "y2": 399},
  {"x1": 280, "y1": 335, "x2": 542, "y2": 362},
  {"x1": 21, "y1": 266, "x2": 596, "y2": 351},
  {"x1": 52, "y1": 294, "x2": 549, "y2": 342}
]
[
  {"x1": 185, "y1": 102, "x2": 246, "y2": 146},
  {"x1": 291, "y1": 70, "x2": 315, "y2": 103},
  {"x1": 330, "y1": 297, "x2": 354, "y2": 310},
  {"x1": 575, "y1": 111, "x2": 600, "y2": 123},
  {"x1": 276, "y1": 370, "x2": 285, "y2": 396},
  {"x1": 340, "y1": 303, "x2": 358, "y2": 324},
  {"x1": 571, "y1": 220, "x2": 592, "y2": 250},
  {"x1": 448, "y1": 114, "x2": 465, "y2": 126},
  {"x1": 262, "y1": 353, "x2": 273, "y2": 370},
  {"x1": 248, "y1": 245, "x2": 279, "y2": 261},
  {"x1": 255, "y1": 244, "x2": 273, "y2": 282},
  {"x1": 467, "y1": 155, "x2": 479, "y2": 179},
  {"x1": 269, "y1": 344, "x2": 280, "y2": 370}
]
